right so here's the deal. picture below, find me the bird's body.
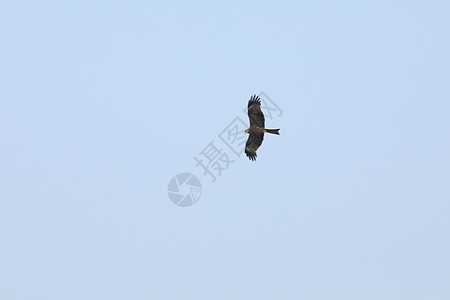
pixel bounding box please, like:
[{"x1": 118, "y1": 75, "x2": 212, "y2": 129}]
[{"x1": 244, "y1": 95, "x2": 280, "y2": 161}]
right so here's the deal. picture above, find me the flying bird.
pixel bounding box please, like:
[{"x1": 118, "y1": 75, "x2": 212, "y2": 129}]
[{"x1": 244, "y1": 95, "x2": 280, "y2": 161}]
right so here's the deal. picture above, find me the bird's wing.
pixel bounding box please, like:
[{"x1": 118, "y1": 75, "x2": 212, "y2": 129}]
[
  {"x1": 245, "y1": 132, "x2": 264, "y2": 161},
  {"x1": 247, "y1": 95, "x2": 265, "y2": 128}
]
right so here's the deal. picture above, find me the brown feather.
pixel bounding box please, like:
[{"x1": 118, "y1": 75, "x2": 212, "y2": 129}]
[
  {"x1": 247, "y1": 95, "x2": 265, "y2": 128},
  {"x1": 245, "y1": 132, "x2": 264, "y2": 161},
  {"x1": 245, "y1": 94, "x2": 279, "y2": 161}
]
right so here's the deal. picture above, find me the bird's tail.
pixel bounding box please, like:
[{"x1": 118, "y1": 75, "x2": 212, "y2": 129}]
[{"x1": 265, "y1": 128, "x2": 280, "y2": 135}]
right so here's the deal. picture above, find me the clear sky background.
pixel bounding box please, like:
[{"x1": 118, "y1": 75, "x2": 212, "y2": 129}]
[{"x1": 1, "y1": 1, "x2": 450, "y2": 299}]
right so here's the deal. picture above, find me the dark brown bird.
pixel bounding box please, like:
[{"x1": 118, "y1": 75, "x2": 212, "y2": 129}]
[{"x1": 244, "y1": 95, "x2": 280, "y2": 161}]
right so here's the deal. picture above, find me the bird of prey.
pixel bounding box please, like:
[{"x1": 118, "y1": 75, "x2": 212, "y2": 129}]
[{"x1": 244, "y1": 95, "x2": 280, "y2": 161}]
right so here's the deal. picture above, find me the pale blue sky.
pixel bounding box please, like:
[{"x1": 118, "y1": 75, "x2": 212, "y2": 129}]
[{"x1": 1, "y1": 1, "x2": 450, "y2": 299}]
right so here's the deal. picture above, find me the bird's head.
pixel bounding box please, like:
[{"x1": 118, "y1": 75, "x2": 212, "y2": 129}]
[{"x1": 244, "y1": 129, "x2": 249, "y2": 134}]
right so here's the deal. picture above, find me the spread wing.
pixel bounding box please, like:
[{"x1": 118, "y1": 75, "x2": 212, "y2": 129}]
[
  {"x1": 245, "y1": 132, "x2": 264, "y2": 161},
  {"x1": 247, "y1": 95, "x2": 265, "y2": 128}
]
